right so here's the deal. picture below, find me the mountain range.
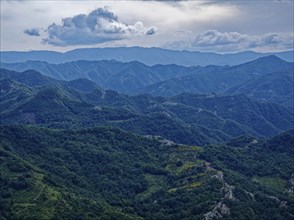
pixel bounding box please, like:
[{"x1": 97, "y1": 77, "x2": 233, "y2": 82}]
[
  {"x1": 1, "y1": 55, "x2": 293, "y2": 109},
  {"x1": 1, "y1": 68, "x2": 293, "y2": 144},
  {"x1": 1, "y1": 47, "x2": 294, "y2": 220},
  {"x1": 1, "y1": 47, "x2": 293, "y2": 66}
]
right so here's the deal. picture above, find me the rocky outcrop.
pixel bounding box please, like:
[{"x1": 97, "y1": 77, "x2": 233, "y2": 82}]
[
  {"x1": 288, "y1": 173, "x2": 294, "y2": 193},
  {"x1": 266, "y1": 195, "x2": 288, "y2": 208},
  {"x1": 203, "y1": 170, "x2": 235, "y2": 219},
  {"x1": 204, "y1": 202, "x2": 230, "y2": 220}
]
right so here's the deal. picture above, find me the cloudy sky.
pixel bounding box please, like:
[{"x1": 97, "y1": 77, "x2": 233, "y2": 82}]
[{"x1": 1, "y1": 0, "x2": 293, "y2": 53}]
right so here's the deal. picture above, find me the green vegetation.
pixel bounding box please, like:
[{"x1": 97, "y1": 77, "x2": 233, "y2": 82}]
[
  {"x1": 1, "y1": 126, "x2": 294, "y2": 219},
  {"x1": 1, "y1": 68, "x2": 293, "y2": 145},
  {"x1": 252, "y1": 176, "x2": 287, "y2": 192},
  {"x1": 1, "y1": 67, "x2": 294, "y2": 219}
]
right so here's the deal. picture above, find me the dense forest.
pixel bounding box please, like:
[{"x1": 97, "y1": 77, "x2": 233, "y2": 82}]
[{"x1": 1, "y1": 125, "x2": 294, "y2": 219}]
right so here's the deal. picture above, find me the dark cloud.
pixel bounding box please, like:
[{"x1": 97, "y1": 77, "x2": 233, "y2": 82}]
[
  {"x1": 146, "y1": 27, "x2": 157, "y2": 35},
  {"x1": 42, "y1": 7, "x2": 156, "y2": 46},
  {"x1": 24, "y1": 28, "x2": 40, "y2": 36}
]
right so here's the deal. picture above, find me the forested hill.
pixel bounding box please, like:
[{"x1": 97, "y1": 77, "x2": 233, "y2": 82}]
[
  {"x1": 1, "y1": 125, "x2": 294, "y2": 219},
  {"x1": 1, "y1": 68, "x2": 293, "y2": 145}
]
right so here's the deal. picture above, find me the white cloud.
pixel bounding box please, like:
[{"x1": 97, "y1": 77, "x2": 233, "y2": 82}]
[
  {"x1": 164, "y1": 30, "x2": 294, "y2": 52},
  {"x1": 0, "y1": 0, "x2": 293, "y2": 52},
  {"x1": 41, "y1": 7, "x2": 156, "y2": 46}
]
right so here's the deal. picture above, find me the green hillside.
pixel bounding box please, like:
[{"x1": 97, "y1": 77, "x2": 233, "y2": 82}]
[
  {"x1": 1, "y1": 66, "x2": 294, "y2": 219},
  {"x1": 1, "y1": 125, "x2": 294, "y2": 219},
  {"x1": 1, "y1": 69, "x2": 293, "y2": 143}
]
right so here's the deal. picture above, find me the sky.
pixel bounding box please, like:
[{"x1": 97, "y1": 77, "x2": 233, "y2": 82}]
[{"x1": 1, "y1": 0, "x2": 293, "y2": 53}]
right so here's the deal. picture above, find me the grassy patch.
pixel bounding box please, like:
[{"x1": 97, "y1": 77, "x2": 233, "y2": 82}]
[
  {"x1": 252, "y1": 176, "x2": 287, "y2": 192},
  {"x1": 168, "y1": 181, "x2": 203, "y2": 192},
  {"x1": 177, "y1": 145, "x2": 202, "y2": 151},
  {"x1": 188, "y1": 181, "x2": 203, "y2": 188}
]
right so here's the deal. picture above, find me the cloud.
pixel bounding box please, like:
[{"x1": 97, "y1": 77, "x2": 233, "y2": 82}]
[
  {"x1": 191, "y1": 30, "x2": 249, "y2": 46},
  {"x1": 165, "y1": 30, "x2": 294, "y2": 52},
  {"x1": 146, "y1": 27, "x2": 157, "y2": 35},
  {"x1": 2, "y1": 0, "x2": 292, "y2": 52},
  {"x1": 41, "y1": 7, "x2": 157, "y2": 46},
  {"x1": 24, "y1": 28, "x2": 41, "y2": 36}
]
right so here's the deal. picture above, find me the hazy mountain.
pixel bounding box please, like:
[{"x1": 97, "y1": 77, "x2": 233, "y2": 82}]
[
  {"x1": 0, "y1": 60, "x2": 200, "y2": 93},
  {"x1": 137, "y1": 56, "x2": 294, "y2": 104},
  {"x1": 137, "y1": 56, "x2": 293, "y2": 94},
  {"x1": 1, "y1": 47, "x2": 293, "y2": 66},
  {"x1": 226, "y1": 71, "x2": 294, "y2": 110},
  {"x1": 1, "y1": 55, "x2": 293, "y2": 101},
  {"x1": 0, "y1": 68, "x2": 101, "y2": 93}
]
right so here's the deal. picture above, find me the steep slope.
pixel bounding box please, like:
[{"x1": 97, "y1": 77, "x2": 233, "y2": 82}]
[
  {"x1": 137, "y1": 56, "x2": 293, "y2": 97},
  {"x1": 171, "y1": 93, "x2": 293, "y2": 137},
  {"x1": 0, "y1": 68, "x2": 101, "y2": 93},
  {"x1": 0, "y1": 68, "x2": 59, "y2": 88},
  {"x1": 226, "y1": 71, "x2": 294, "y2": 110},
  {"x1": 0, "y1": 78, "x2": 34, "y2": 114}
]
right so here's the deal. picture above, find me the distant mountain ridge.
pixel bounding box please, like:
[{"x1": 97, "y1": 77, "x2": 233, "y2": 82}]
[
  {"x1": 1, "y1": 46, "x2": 293, "y2": 66},
  {"x1": 0, "y1": 60, "x2": 203, "y2": 93},
  {"x1": 137, "y1": 55, "x2": 293, "y2": 96},
  {"x1": 226, "y1": 71, "x2": 294, "y2": 109},
  {"x1": 0, "y1": 68, "x2": 101, "y2": 92},
  {"x1": 2, "y1": 55, "x2": 292, "y2": 109}
]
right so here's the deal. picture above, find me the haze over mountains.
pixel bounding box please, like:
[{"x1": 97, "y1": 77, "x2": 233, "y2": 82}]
[
  {"x1": 1, "y1": 54, "x2": 293, "y2": 110},
  {"x1": 1, "y1": 47, "x2": 293, "y2": 66}
]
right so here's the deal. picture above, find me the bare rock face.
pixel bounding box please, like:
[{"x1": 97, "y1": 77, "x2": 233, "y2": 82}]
[
  {"x1": 211, "y1": 171, "x2": 236, "y2": 201},
  {"x1": 245, "y1": 190, "x2": 255, "y2": 201},
  {"x1": 220, "y1": 203, "x2": 230, "y2": 215},
  {"x1": 204, "y1": 170, "x2": 234, "y2": 219},
  {"x1": 287, "y1": 173, "x2": 294, "y2": 193},
  {"x1": 145, "y1": 135, "x2": 178, "y2": 146},
  {"x1": 222, "y1": 182, "x2": 235, "y2": 200},
  {"x1": 204, "y1": 202, "x2": 230, "y2": 220},
  {"x1": 290, "y1": 174, "x2": 294, "y2": 185},
  {"x1": 266, "y1": 195, "x2": 288, "y2": 208}
]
